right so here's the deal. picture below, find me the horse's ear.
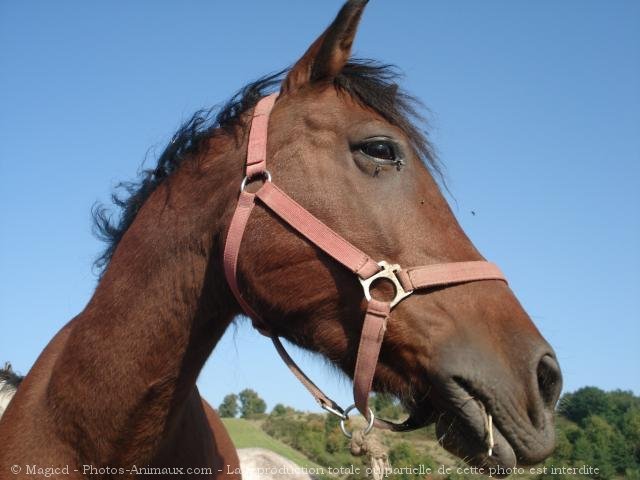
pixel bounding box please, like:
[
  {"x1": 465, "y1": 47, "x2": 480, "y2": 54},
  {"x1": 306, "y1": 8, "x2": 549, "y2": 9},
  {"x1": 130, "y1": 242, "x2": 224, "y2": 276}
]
[{"x1": 281, "y1": 0, "x2": 368, "y2": 93}]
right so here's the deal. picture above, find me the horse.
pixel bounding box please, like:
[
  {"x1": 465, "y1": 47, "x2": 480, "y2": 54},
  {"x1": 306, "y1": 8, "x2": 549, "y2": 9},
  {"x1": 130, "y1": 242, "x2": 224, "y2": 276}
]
[
  {"x1": 0, "y1": 364, "x2": 23, "y2": 419},
  {"x1": 0, "y1": 0, "x2": 562, "y2": 478}
]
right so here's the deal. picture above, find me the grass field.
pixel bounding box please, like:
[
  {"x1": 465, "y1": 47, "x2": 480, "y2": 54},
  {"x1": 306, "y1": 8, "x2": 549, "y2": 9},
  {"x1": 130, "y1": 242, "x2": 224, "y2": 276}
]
[{"x1": 222, "y1": 418, "x2": 324, "y2": 472}]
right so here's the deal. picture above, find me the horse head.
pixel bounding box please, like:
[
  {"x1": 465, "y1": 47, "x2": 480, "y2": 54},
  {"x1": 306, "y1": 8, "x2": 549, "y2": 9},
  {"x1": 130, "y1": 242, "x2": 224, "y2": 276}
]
[{"x1": 230, "y1": 0, "x2": 562, "y2": 471}]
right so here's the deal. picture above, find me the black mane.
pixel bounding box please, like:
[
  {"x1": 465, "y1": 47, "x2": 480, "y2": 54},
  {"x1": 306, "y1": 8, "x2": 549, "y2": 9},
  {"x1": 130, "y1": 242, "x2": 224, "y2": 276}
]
[{"x1": 92, "y1": 59, "x2": 440, "y2": 274}]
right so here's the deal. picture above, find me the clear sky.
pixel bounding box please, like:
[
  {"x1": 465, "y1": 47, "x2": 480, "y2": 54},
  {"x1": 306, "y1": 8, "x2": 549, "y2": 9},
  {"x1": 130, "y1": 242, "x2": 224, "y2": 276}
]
[{"x1": 1, "y1": 1, "x2": 638, "y2": 413}]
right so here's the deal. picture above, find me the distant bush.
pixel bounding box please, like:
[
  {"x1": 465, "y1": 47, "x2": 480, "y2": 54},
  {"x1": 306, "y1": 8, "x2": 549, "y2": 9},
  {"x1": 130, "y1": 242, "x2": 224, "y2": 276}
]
[{"x1": 271, "y1": 403, "x2": 296, "y2": 416}]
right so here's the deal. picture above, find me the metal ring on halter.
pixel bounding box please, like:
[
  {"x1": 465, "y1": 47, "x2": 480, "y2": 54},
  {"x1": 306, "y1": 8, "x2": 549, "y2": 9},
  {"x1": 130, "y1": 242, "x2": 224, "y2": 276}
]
[
  {"x1": 339, "y1": 404, "x2": 375, "y2": 439},
  {"x1": 240, "y1": 170, "x2": 272, "y2": 192}
]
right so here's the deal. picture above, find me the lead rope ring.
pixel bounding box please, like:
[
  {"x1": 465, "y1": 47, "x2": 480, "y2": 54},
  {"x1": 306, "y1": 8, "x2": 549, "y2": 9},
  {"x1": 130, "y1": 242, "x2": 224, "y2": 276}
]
[{"x1": 339, "y1": 404, "x2": 375, "y2": 439}]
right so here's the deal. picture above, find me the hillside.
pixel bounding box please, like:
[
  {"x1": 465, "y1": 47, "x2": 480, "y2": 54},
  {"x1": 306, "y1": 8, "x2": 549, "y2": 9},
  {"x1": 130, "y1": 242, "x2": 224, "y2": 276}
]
[
  {"x1": 222, "y1": 418, "x2": 324, "y2": 473},
  {"x1": 220, "y1": 388, "x2": 640, "y2": 480}
]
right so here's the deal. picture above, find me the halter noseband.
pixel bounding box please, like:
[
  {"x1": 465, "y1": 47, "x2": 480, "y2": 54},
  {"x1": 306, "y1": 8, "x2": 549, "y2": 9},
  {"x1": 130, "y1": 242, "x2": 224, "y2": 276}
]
[{"x1": 223, "y1": 93, "x2": 507, "y2": 432}]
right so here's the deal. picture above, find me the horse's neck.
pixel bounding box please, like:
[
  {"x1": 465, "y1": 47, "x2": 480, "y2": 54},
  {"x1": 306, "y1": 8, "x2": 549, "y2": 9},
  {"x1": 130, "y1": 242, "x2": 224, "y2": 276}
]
[{"x1": 47, "y1": 133, "x2": 242, "y2": 465}]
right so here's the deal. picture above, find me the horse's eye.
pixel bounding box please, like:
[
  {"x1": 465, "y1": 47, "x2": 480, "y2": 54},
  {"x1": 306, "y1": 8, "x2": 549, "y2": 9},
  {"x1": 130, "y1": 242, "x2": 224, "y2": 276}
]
[{"x1": 360, "y1": 141, "x2": 396, "y2": 161}]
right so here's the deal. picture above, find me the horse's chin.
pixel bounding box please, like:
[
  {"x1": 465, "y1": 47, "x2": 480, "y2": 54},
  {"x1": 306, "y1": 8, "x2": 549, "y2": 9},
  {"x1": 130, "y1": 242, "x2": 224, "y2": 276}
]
[{"x1": 406, "y1": 381, "x2": 517, "y2": 477}]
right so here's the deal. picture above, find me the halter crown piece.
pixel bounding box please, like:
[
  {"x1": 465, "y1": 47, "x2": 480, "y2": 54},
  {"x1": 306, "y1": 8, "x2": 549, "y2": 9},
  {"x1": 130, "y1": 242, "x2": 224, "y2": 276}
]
[{"x1": 223, "y1": 93, "x2": 507, "y2": 433}]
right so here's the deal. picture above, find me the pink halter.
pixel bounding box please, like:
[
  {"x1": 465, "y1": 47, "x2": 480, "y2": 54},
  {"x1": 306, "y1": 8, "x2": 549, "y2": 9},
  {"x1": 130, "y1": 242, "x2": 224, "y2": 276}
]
[{"x1": 223, "y1": 93, "x2": 506, "y2": 432}]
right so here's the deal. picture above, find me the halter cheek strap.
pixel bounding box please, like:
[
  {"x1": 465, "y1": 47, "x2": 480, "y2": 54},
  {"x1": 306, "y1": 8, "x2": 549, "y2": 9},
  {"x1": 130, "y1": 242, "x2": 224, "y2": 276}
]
[{"x1": 223, "y1": 93, "x2": 507, "y2": 431}]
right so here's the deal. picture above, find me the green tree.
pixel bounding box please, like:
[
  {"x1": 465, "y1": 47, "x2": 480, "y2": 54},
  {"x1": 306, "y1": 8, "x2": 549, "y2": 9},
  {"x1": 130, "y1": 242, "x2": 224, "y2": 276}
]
[
  {"x1": 561, "y1": 387, "x2": 610, "y2": 425},
  {"x1": 555, "y1": 387, "x2": 640, "y2": 477},
  {"x1": 607, "y1": 390, "x2": 640, "y2": 430},
  {"x1": 218, "y1": 394, "x2": 239, "y2": 418},
  {"x1": 622, "y1": 407, "x2": 640, "y2": 463},
  {"x1": 572, "y1": 415, "x2": 618, "y2": 479},
  {"x1": 553, "y1": 428, "x2": 574, "y2": 462},
  {"x1": 239, "y1": 388, "x2": 267, "y2": 418}
]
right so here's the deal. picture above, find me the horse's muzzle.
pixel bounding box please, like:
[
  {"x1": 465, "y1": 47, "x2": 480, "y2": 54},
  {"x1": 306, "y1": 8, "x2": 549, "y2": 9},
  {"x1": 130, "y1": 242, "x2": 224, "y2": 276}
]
[{"x1": 424, "y1": 345, "x2": 562, "y2": 475}]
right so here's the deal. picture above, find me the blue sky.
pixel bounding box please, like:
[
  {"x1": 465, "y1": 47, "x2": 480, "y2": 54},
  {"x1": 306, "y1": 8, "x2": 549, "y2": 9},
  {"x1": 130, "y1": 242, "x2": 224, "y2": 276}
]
[{"x1": 1, "y1": 1, "x2": 638, "y2": 413}]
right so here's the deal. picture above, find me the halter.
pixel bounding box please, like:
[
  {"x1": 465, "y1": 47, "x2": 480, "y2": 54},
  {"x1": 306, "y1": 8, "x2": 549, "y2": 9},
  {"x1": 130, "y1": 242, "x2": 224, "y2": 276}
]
[{"x1": 223, "y1": 93, "x2": 507, "y2": 433}]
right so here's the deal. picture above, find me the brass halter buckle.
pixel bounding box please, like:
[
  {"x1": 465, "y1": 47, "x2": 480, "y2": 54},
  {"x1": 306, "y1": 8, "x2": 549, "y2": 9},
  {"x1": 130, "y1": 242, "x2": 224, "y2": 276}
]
[{"x1": 359, "y1": 261, "x2": 413, "y2": 308}]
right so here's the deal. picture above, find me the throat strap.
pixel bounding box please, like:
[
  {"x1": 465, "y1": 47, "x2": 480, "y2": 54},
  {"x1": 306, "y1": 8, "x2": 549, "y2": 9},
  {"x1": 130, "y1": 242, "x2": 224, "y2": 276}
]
[
  {"x1": 222, "y1": 190, "x2": 262, "y2": 325},
  {"x1": 222, "y1": 94, "x2": 507, "y2": 431}
]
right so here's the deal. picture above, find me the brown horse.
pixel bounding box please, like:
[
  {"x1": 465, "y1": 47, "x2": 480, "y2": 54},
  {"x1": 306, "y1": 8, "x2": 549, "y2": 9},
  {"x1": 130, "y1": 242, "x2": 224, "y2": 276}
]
[
  {"x1": 0, "y1": 0, "x2": 562, "y2": 478},
  {"x1": 0, "y1": 364, "x2": 23, "y2": 419}
]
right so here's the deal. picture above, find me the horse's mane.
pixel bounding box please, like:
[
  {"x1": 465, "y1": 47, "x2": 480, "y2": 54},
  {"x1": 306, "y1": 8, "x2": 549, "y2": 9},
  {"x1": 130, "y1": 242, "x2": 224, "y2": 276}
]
[{"x1": 92, "y1": 59, "x2": 440, "y2": 274}]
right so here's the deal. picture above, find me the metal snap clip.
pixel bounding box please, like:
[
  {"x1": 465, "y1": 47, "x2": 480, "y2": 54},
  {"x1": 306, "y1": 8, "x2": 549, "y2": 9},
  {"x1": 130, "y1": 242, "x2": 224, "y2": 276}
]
[{"x1": 321, "y1": 403, "x2": 348, "y2": 420}]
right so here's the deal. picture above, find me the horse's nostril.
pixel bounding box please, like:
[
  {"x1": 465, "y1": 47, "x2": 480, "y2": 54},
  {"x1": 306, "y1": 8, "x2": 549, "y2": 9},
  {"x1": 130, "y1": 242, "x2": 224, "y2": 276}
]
[{"x1": 537, "y1": 354, "x2": 562, "y2": 409}]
